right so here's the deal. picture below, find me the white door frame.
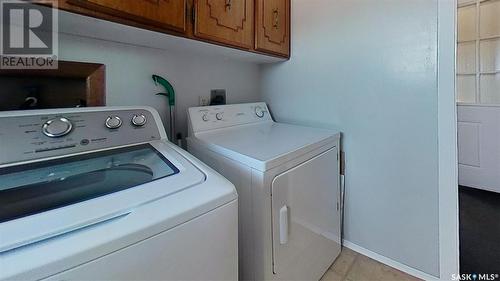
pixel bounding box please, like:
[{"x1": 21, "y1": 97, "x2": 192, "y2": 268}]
[{"x1": 437, "y1": 0, "x2": 460, "y2": 279}]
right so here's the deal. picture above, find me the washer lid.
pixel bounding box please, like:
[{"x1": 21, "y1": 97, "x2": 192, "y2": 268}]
[
  {"x1": 0, "y1": 141, "x2": 206, "y2": 253},
  {"x1": 192, "y1": 122, "x2": 340, "y2": 171}
]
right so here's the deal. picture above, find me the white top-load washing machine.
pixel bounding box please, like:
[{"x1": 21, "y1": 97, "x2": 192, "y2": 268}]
[
  {"x1": 0, "y1": 106, "x2": 238, "y2": 281},
  {"x1": 187, "y1": 102, "x2": 342, "y2": 281}
]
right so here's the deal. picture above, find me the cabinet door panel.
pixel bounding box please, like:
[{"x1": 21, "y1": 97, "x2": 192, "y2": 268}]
[
  {"x1": 194, "y1": 0, "x2": 253, "y2": 49},
  {"x1": 67, "y1": 0, "x2": 186, "y2": 32},
  {"x1": 255, "y1": 0, "x2": 290, "y2": 57}
]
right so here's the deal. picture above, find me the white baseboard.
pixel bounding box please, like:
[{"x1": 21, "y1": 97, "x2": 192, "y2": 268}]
[{"x1": 342, "y1": 240, "x2": 440, "y2": 281}]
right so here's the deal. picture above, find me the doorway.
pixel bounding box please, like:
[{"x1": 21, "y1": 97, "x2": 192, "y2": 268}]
[{"x1": 456, "y1": 0, "x2": 500, "y2": 273}]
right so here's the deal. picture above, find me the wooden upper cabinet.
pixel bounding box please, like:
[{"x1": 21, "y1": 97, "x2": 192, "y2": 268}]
[
  {"x1": 57, "y1": 0, "x2": 290, "y2": 58},
  {"x1": 64, "y1": 0, "x2": 187, "y2": 32},
  {"x1": 193, "y1": 0, "x2": 253, "y2": 49},
  {"x1": 255, "y1": 0, "x2": 290, "y2": 57}
]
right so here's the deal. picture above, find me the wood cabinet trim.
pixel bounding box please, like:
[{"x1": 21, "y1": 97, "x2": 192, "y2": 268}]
[
  {"x1": 0, "y1": 61, "x2": 106, "y2": 107},
  {"x1": 66, "y1": 0, "x2": 187, "y2": 32},
  {"x1": 254, "y1": 0, "x2": 290, "y2": 57},
  {"x1": 194, "y1": 0, "x2": 254, "y2": 50},
  {"x1": 86, "y1": 64, "x2": 106, "y2": 106},
  {"x1": 261, "y1": 1, "x2": 287, "y2": 45},
  {"x1": 206, "y1": 0, "x2": 247, "y2": 32}
]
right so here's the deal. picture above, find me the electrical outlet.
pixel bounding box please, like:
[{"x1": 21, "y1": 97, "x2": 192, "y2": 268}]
[
  {"x1": 210, "y1": 89, "x2": 226, "y2": 105},
  {"x1": 198, "y1": 96, "x2": 210, "y2": 106}
]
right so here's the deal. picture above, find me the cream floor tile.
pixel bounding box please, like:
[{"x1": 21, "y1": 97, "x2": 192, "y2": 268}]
[
  {"x1": 377, "y1": 265, "x2": 422, "y2": 281},
  {"x1": 345, "y1": 255, "x2": 387, "y2": 281},
  {"x1": 329, "y1": 247, "x2": 358, "y2": 277},
  {"x1": 321, "y1": 269, "x2": 345, "y2": 281},
  {"x1": 320, "y1": 247, "x2": 423, "y2": 281}
]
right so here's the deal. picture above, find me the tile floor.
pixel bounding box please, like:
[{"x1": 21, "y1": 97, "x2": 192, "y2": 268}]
[{"x1": 320, "y1": 247, "x2": 422, "y2": 281}]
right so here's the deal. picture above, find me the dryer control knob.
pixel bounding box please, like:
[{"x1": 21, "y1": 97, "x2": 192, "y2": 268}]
[
  {"x1": 255, "y1": 106, "x2": 265, "y2": 118},
  {"x1": 202, "y1": 114, "x2": 210, "y2": 122},
  {"x1": 132, "y1": 114, "x2": 147, "y2": 126},
  {"x1": 42, "y1": 117, "x2": 73, "y2": 138},
  {"x1": 105, "y1": 116, "x2": 122, "y2": 129}
]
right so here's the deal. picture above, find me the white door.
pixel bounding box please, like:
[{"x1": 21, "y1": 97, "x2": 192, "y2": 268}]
[{"x1": 271, "y1": 147, "x2": 341, "y2": 281}]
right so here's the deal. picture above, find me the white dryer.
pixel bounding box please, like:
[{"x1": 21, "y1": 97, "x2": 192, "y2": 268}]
[
  {"x1": 187, "y1": 102, "x2": 342, "y2": 281},
  {"x1": 0, "y1": 106, "x2": 238, "y2": 281}
]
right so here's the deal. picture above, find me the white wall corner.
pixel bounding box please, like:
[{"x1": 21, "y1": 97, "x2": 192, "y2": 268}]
[{"x1": 437, "y1": 0, "x2": 460, "y2": 280}]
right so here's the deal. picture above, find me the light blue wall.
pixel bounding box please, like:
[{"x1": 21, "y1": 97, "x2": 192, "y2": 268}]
[
  {"x1": 58, "y1": 33, "x2": 260, "y2": 141},
  {"x1": 260, "y1": 0, "x2": 440, "y2": 276}
]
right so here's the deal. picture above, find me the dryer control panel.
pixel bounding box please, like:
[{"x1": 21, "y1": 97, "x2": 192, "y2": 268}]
[
  {"x1": 188, "y1": 102, "x2": 273, "y2": 135},
  {"x1": 0, "y1": 107, "x2": 163, "y2": 165}
]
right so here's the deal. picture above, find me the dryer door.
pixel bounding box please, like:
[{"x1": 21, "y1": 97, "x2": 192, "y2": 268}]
[{"x1": 271, "y1": 147, "x2": 341, "y2": 280}]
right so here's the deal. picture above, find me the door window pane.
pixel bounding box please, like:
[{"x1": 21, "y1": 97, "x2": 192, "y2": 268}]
[
  {"x1": 458, "y1": 5, "x2": 477, "y2": 41},
  {"x1": 458, "y1": 42, "x2": 476, "y2": 74},
  {"x1": 480, "y1": 74, "x2": 500, "y2": 104},
  {"x1": 480, "y1": 0, "x2": 500, "y2": 38},
  {"x1": 457, "y1": 75, "x2": 477, "y2": 103},
  {"x1": 480, "y1": 38, "x2": 500, "y2": 72}
]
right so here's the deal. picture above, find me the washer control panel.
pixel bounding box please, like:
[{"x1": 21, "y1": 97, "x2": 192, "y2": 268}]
[
  {"x1": 188, "y1": 102, "x2": 272, "y2": 134},
  {"x1": 0, "y1": 108, "x2": 161, "y2": 164}
]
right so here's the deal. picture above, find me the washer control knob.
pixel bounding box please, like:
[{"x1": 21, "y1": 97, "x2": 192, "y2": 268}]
[
  {"x1": 216, "y1": 112, "x2": 223, "y2": 120},
  {"x1": 42, "y1": 117, "x2": 73, "y2": 138},
  {"x1": 105, "y1": 116, "x2": 122, "y2": 129},
  {"x1": 255, "y1": 106, "x2": 265, "y2": 118},
  {"x1": 131, "y1": 114, "x2": 147, "y2": 127},
  {"x1": 202, "y1": 113, "x2": 210, "y2": 122}
]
